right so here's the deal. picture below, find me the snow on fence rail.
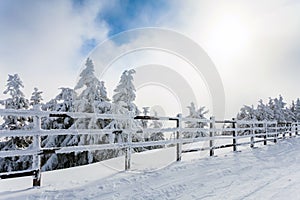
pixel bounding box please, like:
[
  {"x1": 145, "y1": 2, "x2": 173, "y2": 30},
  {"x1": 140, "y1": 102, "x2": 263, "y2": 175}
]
[{"x1": 0, "y1": 108, "x2": 299, "y2": 187}]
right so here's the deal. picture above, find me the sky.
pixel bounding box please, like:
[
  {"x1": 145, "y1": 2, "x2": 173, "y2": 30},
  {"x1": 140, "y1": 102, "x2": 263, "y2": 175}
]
[{"x1": 0, "y1": 0, "x2": 300, "y2": 118}]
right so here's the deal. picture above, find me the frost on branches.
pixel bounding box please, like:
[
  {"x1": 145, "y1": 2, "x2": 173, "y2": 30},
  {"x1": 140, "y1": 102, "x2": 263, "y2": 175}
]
[
  {"x1": 147, "y1": 110, "x2": 164, "y2": 149},
  {"x1": 42, "y1": 87, "x2": 75, "y2": 130},
  {"x1": 73, "y1": 57, "x2": 110, "y2": 130},
  {"x1": 0, "y1": 74, "x2": 32, "y2": 173},
  {"x1": 40, "y1": 88, "x2": 77, "y2": 171},
  {"x1": 293, "y1": 99, "x2": 300, "y2": 121},
  {"x1": 236, "y1": 95, "x2": 298, "y2": 135},
  {"x1": 106, "y1": 69, "x2": 142, "y2": 143},
  {"x1": 72, "y1": 58, "x2": 113, "y2": 164},
  {"x1": 30, "y1": 87, "x2": 43, "y2": 106},
  {"x1": 237, "y1": 95, "x2": 296, "y2": 122},
  {"x1": 112, "y1": 69, "x2": 139, "y2": 115},
  {"x1": 184, "y1": 102, "x2": 208, "y2": 138}
]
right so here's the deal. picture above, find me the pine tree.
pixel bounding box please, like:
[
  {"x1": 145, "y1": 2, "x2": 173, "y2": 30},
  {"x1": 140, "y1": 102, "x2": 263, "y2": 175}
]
[
  {"x1": 41, "y1": 87, "x2": 77, "y2": 171},
  {"x1": 74, "y1": 58, "x2": 110, "y2": 130},
  {"x1": 106, "y1": 69, "x2": 142, "y2": 143},
  {"x1": 0, "y1": 74, "x2": 31, "y2": 173},
  {"x1": 73, "y1": 58, "x2": 112, "y2": 164},
  {"x1": 27, "y1": 87, "x2": 44, "y2": 129},
  {"x1": 237, "y1": 105, "x2": 257, "y2": 121},
  {"x1": 272, "y1": 95, "x2": 287, "y2": 122},
  {"x1": 148, "y1": 111, "x2": 164, "y2": 149},
  {"x1": 184, "y1": 102, "x2": 208, "y2": 138},
  {"x1": 294, "y1": 99, "x2": 300, "y2": 121},
  {"x1": 141, "y1": 107, "x2": 150, "y2": 129},
  {"x1": 112, "y1": 69, "x2": 139, "y2": 115},
  {"x1": 0, "y1": 74, "x2": 30, "y2": 145},
  {"x1": 256, "y1": 100, "x2": 274, "y2": 121},
  {"x1": 108, "y1": 69, "x2": 140, "y2": 129},
  {"x1": 30, "y1": 87, "x2": 43, "y2": 106}
]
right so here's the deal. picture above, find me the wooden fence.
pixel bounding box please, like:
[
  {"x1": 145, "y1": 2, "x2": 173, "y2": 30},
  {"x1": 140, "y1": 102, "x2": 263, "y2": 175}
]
[{"x1": 0, "y1": 107, "x2": 298, "y2": 187}]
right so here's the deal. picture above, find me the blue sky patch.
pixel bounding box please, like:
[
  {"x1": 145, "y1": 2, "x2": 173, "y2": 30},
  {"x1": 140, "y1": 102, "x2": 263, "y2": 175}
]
[{"x1": 98, "y1": 0, "x2": 170, "y2": 36}]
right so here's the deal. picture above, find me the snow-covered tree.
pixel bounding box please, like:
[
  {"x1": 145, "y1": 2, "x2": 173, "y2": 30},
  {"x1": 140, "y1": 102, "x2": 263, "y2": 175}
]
[
  {"x1": 142, "y1": 107, "x2": 150, "y2": 116},
  {"x1": 236, "y1": 104, "x2": 258, "y2": 135},
  {"x1": 30, "y1": 87, "x2": 43, "y2": 106},
  {"x1": 40, "y1": 88, "x2": 77, "y2": 171},
  {"x1": 112, "y1": 69, "x2": 139, "y2": 115},
  {"x1": 26, "y1": 87, "x2": 44, "y2": 130},
  {"x1": 148, "y1": 110, "x2": 164, "y2": 146},
  {"x1": 42, "y1": 87, "x2": 76, "y2": 130},
  {"x1": 184, "y1": 102, "x2": 208, "y2": 138},
  {"x1": 106, "y1": 69, "x2": 142, "y2": 143},
  {"x1": 236, "y1": 96, "x2": 296, "y2": 136},
  {"x1": 0, "y1": 74, "x2": 31, "y2": 173},
  {"x1": 284, "y1": 107, "x2": 295, "y2": 122},
  {"x1": 141, "y1": 107, "x2": 150, "y2": 129},
  {"x1": 0, "y1": 74, "x2": 30, "y2": 146},
  {"x1": 107, "y1": 69, "x2": 140, "y2": 129},
  {"x1": 253, "y1": 100, "x2": 273, "y2": 121},
  {"x1": 73, "y1": 58, "x2": 110, "y2": 130},
  {"x1": 272, "y1": 96, "x2": 287, "y2": 122},
  {"x1": 105, "y1": 102, "x2": 130, "y2": 129},
  {"x1": 294, "y1": 99, "x2": 300, "y2": 121},
  {"x1": 72, "y1": 58, "x2": 112, "y2": 164},
  {"x1": 237, "y1": 105, "x2": 257, "y2": 121}
]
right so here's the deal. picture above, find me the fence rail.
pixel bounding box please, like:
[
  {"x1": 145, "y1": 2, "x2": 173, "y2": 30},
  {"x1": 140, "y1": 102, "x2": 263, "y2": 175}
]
[{"x1": 0, "y1": 108, "x2": 299, "y2": 187}]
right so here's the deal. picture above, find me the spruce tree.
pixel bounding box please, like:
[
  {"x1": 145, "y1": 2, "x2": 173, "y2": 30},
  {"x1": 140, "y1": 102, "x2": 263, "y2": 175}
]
[
  {"x1": 73, "y1": 58, "x2": 111, "y2": 164},
  {"x1": 0, "y1": 74, "x2": 31, "y2": 173},
  {"x1": 107, "y1": 69, "x2": 142, "y2": 143},
  {"x1": 184, "y1": 102, "x2": 208, "y2": 138},
  {"x1": 0, "y1": 74, "x2": 30, "y2": 145},
  {"x1": 148, "y1": 111, "x2": 164, "y2": 149},
  {"x1": 294, "y1": 99, "x2": 300, "y2": 121},
  {"x1": 30, "y1": 87, "x2": 43, "y2": 106},
  {"x1": 112, "y1": 69, "x2": 139, "y2": 115},
  {"x1": 41, "y1": 87, "x2": 77, "y2": 171}
]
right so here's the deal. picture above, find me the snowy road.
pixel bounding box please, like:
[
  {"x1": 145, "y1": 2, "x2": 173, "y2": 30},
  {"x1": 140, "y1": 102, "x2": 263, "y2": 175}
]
[{"x1": 1, "y1": 138, "x2": 300, "y2": 199}]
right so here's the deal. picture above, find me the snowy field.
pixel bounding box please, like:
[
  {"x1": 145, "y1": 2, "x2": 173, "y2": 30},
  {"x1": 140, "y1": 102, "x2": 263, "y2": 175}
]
[{"x1": 1, "y1": 137, "x2": 300, "y2": 199}]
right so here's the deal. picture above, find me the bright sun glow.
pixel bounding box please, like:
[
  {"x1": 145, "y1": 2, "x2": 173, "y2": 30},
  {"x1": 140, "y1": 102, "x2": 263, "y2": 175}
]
[{"x1": 206, "y1": 14, "x2": 251, "y2": 60}]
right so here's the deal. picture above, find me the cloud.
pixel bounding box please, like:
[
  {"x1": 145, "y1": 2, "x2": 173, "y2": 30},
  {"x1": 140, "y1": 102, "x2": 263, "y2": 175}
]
[
  {"x1": 0, "y1": 0, "x2": 177, "y2": 104},
  {"x1": 88, "y1": 28, "x2": 218, "y2": 116},
  {"x1": 2, "y1": 0, "x2": 299, "y2": 118},
  {"x1": 0, "y1": 0, "x2": 109, "y2": 101},
  {"x1": 164, "y1": 0, "x2": 300, "y2": 117}
]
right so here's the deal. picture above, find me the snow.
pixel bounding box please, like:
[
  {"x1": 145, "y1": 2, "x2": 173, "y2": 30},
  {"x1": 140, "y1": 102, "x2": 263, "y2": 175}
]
[{"x1": 1, "y1": 137, "x2": 300, "y2": 199}]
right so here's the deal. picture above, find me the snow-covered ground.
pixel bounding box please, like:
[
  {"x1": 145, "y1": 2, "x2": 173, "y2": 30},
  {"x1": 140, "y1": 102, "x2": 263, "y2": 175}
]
[{"x1": 1, "y1": 138, "x2": 300, "y2": 199}]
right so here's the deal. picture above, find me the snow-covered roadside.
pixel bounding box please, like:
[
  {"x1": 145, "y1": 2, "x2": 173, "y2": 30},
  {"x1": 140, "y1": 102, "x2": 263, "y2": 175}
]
[{"x1": 1, "y1": 138, "x2": 300, "y2": 199}]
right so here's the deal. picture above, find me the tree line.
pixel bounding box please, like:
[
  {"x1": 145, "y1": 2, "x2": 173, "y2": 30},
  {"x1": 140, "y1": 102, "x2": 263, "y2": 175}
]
[
  {"x1": 0, "y1": 58, "x2": 207, "y2": 173},
  {"x1": 1, "y1": 57, "x2": 299, "y2": 173}
]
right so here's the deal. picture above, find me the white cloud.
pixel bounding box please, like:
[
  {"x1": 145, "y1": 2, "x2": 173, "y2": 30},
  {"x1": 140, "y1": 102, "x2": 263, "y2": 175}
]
[
  {"x1": 164, "y1": 0, "x2": 300, "y2": 117},
  {"x1": 1, "y1": 0, "x2": 299, "y2": 119},
  {"x1": 0, "y1": 0, "x2": 109, "y2": 101}
]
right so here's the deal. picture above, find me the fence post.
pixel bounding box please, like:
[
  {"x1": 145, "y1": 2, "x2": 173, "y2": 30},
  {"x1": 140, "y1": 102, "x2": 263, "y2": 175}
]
[
  {"x1": 209, "y1": 116, "x2": 215, "y2": 156},
  {"x1": 263, "y1": 122, "x2": 267, "y2": 145},
  {"x1": 283, "y1": 123, "x2": 286, "y2": 139},
  {"x1": 232, "y1": 118, "x2": 237, "y2": 152},
  {"x1": 274, "y1": 122, "x2": 278, "y2": 143},
  {"x1": 32, "y1": 105, "x2": 42, "y2": 187},
  {"x1": 250, "y1": 122, "x2": 254, "y2": 148},
  {"x1": 176, "y1": 114, "x2": 182, "y2": 162},
  {"x1": 125, "y1": 112, "x2": 134, "y2": 170},
  {"x1": 289, "y1": 123, "x2": 292, "y2": 137}
]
